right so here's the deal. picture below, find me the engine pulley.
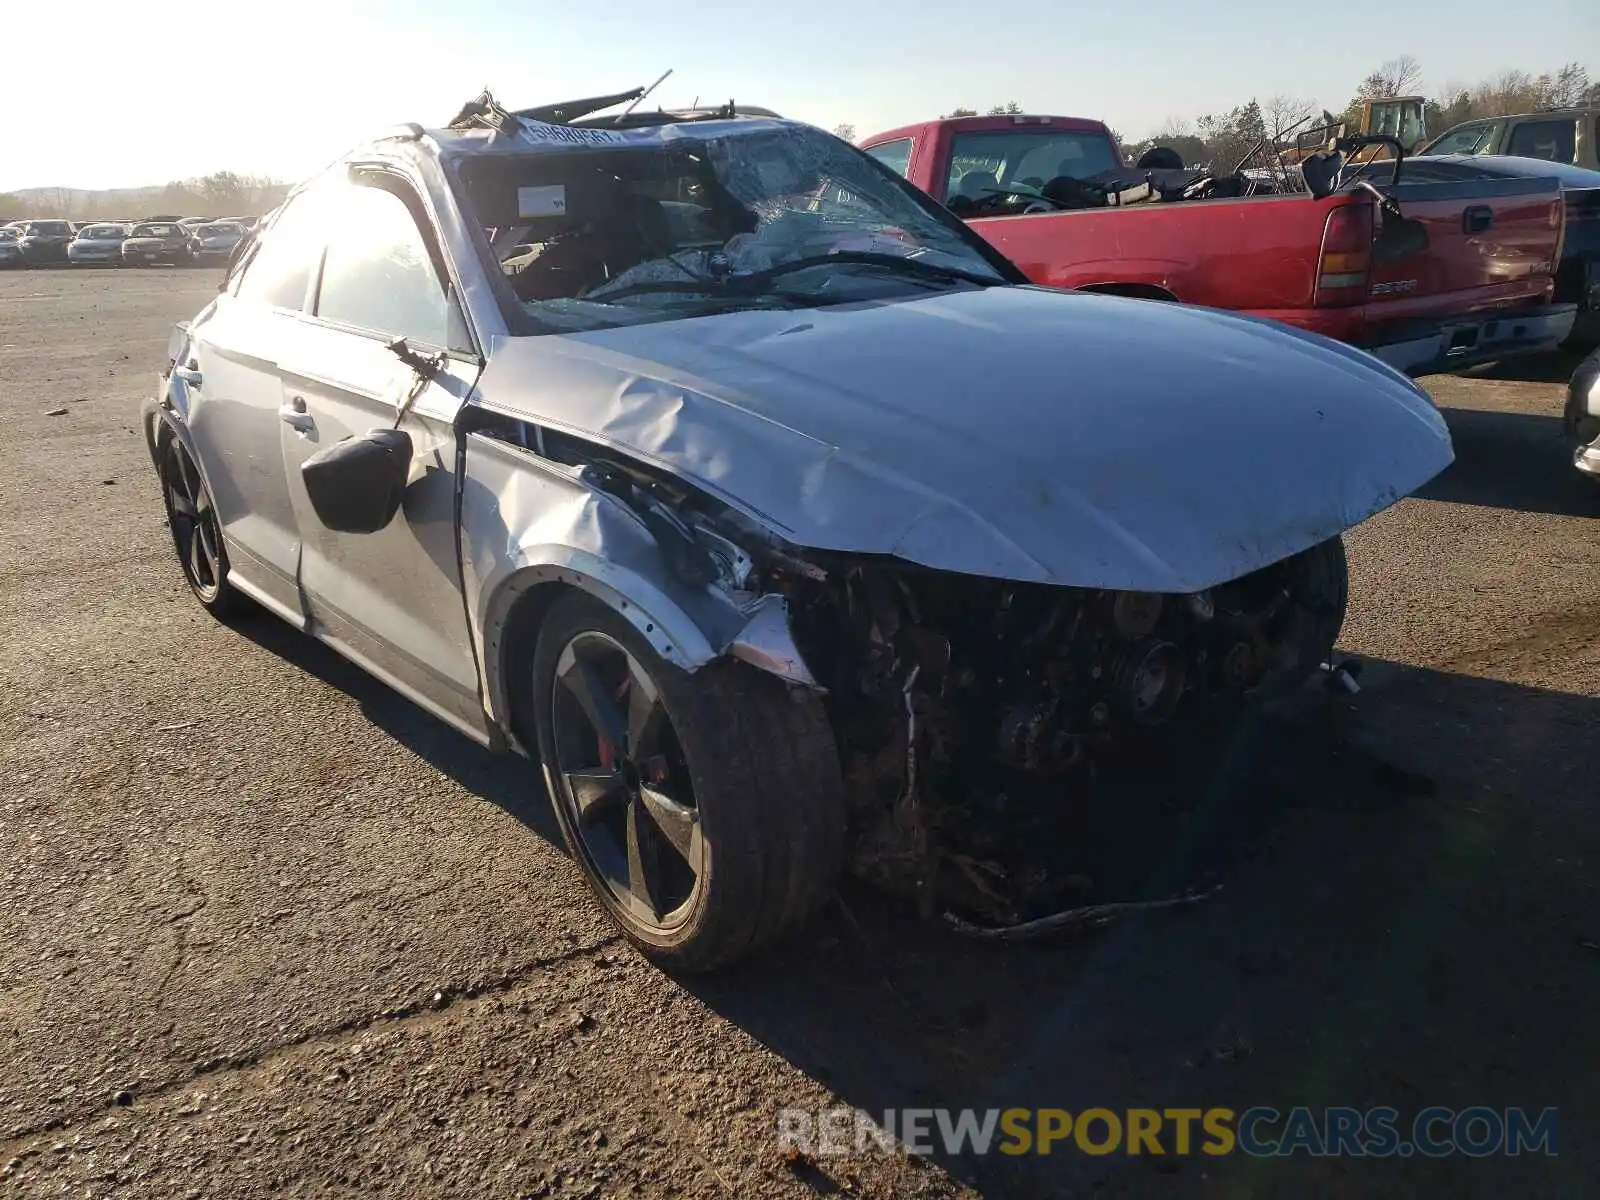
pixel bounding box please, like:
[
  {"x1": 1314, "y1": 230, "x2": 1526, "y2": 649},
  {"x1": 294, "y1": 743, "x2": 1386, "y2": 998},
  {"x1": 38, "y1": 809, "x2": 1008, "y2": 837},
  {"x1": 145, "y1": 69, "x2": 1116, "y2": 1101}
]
[{"x1": 1111, "y1": 638, "x2": 1187, "y2": 725}]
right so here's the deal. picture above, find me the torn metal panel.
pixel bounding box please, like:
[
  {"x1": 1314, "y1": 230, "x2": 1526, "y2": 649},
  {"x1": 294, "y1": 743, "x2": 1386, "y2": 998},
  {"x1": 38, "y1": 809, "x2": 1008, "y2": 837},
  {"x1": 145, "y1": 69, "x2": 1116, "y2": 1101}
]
[
  {"x1": 472, "y1": 284, "x2": 1454, "y2": 593},
  {"x1": 727, "y1": 594, "x2": 819, "y2": 687},
  {"x1": 459, "y1": 431, "x2": 822, "y2": 734}
]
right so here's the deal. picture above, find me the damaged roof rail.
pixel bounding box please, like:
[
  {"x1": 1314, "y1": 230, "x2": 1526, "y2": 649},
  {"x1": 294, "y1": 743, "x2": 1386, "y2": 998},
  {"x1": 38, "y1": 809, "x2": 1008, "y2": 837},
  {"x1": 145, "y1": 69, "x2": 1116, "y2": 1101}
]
[
  {"x1": 571, "y1": 103, "x2": 783, "y2": 130},
  {"x1": 515, "y1": 87, "x2": 646, "y2": 126},
  {"x1": 375, "y1": 122, "x2": 425, "y2": 142},
  {"x1": 446, "y1": 90, "x2": 520, "y2": 134}
]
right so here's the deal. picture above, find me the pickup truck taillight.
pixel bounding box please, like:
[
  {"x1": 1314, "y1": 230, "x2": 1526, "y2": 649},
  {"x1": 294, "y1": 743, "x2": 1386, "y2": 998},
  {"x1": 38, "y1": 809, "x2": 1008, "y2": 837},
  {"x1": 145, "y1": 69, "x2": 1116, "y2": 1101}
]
[{"x1": 1315, "y1": 203, "x2": 1374, "y2": 307}]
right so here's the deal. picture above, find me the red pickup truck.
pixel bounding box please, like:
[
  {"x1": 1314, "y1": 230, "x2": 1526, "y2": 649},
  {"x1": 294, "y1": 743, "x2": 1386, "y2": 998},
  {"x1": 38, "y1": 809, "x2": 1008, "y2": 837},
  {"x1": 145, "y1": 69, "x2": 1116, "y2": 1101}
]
[{"x1": 861, "y1": 114, "x2": 1576, "y2": 375}]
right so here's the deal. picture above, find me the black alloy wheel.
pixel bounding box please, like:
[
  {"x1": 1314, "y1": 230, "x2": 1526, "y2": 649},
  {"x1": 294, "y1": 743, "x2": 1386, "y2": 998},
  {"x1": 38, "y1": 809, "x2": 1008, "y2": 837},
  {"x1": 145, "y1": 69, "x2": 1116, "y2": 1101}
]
[
  {"x1": 548, "y1": 630, "x2": 705, "y2": 931},
  {"x1": 162, "y1": 436, "x2": 235, "y2": 615},
  {"x1": 529, "y1": 592, "x2": 848, "y2": 971}
]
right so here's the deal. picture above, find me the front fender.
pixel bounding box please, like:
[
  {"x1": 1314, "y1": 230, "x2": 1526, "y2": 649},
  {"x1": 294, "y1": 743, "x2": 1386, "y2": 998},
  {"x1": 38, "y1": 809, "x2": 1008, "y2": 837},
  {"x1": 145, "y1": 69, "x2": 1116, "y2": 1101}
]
[{"x1": 461, "y1": 432, "x2": 817, "y2": 740}]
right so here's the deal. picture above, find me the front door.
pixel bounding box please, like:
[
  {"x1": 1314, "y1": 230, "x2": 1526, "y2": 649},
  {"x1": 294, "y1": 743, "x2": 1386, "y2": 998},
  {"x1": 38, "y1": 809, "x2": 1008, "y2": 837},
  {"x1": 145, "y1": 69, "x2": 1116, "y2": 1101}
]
[{"x1": 278, "y1": 173, "x2": 486, "y2": 737}]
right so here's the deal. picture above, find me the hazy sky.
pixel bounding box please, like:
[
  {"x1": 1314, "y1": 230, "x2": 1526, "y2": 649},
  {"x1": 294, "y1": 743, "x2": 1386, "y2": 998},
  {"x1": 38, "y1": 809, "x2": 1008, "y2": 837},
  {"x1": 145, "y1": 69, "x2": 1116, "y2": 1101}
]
[{"x1": 3, "y1": 0, "x2": 1594, "y2": 192}]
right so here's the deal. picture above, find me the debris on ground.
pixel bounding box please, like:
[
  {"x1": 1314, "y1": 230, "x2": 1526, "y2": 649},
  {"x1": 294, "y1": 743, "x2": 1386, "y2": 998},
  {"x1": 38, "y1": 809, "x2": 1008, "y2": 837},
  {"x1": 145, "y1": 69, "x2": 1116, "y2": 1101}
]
[{"x1": 943, "y1": 886, "x2": 1222, "y2": 941}]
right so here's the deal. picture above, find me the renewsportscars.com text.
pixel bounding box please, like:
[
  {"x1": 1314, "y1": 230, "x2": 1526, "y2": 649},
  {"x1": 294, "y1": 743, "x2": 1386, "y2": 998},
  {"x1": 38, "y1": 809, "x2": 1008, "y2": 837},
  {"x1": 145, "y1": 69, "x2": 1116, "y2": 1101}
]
[{"x1": 777, "y1": 1106, "x2": 1557, "y2": 1158}]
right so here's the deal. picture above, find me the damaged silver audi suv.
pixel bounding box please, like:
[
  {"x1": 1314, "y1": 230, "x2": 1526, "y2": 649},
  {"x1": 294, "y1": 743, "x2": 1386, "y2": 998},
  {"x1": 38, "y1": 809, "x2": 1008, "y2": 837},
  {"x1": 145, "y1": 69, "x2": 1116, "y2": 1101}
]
[{"x1": 143, "y1": 89, "x2": 1454, "y2": 969}]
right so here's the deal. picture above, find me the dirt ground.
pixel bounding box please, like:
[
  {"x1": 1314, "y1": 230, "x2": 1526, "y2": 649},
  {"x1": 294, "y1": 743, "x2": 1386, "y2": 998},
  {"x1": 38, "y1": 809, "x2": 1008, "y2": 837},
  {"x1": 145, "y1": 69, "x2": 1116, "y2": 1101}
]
[{"x1": 1, "y1": 269, "x2": 1596, "y2": 1198}]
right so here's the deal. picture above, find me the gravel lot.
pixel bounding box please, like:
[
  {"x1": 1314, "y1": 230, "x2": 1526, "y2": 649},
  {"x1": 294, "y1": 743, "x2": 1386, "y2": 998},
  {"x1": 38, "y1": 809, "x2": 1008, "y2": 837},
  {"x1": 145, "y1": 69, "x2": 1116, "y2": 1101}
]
[{"x1": 1, "y1": 269, "x2": 1596, "y2": 1198}]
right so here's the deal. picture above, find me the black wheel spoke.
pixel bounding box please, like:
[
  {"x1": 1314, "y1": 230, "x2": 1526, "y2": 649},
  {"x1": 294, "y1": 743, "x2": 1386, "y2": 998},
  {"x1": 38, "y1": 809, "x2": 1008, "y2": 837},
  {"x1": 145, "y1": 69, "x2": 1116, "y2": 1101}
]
[
  {"x1": 625, "y1": 671, "x2": 661, "y2": 758},
  {"x1": 176, "y1": 448, "x2": 200, "y2": 506},
  {"x1": 168, "y1": 487, "x2": 198, "y2": 519},
  {"x1": 197, "y1": 523, "x2": 220, "y2": 586},
  {"x1": 186, "y1": 525, "x2": 207, "y2": 583},
  {"x1": 639, "y1": 784, "x2": 702, "y2": 866},
  {"x1": 623, "y1": 797, "x2": 665, "y2": 921},
  {"x1": 558, "y1": 648, "x2": 628, "y2": 754},
  {"x1": 565, "y1": 767, "x2": 627, "y2": 823}
]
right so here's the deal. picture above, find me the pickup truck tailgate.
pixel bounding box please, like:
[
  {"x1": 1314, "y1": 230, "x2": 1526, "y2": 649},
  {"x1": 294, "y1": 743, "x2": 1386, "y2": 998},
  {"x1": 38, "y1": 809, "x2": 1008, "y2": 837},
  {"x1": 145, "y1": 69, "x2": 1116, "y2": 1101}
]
[{"x1": 1368, "y1": 173, "x2": 1563, "y2": 306}]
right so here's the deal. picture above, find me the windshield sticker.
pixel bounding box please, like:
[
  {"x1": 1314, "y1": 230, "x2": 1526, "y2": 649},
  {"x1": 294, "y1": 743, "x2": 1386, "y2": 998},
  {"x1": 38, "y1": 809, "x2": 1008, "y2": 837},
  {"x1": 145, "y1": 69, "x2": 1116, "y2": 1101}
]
[
  {"x1": 517, "y1": 119, "x2": 628, "y2": 148},
  {"x1": 518, "y1": 185, "x2": 568, "y2": 217}
]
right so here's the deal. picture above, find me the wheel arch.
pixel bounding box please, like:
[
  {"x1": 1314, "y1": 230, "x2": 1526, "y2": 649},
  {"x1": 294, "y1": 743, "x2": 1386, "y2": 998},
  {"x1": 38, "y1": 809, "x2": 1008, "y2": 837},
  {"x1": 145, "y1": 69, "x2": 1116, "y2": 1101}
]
[
  {"x1": 479, "y1": 551, "x2": 729, "y2": 755},
  {"x1": 462, "y1": 430, "x2": 822, "y2": 753},
  {"x1": 1075, "y1": 281, "x2": 1180, "y2": 303}
]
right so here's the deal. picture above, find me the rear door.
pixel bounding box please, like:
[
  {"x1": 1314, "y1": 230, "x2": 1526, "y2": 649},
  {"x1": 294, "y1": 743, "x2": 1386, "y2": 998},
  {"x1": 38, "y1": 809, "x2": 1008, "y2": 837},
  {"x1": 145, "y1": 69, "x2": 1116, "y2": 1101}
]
[
  {"x1": 278, "y1": 169, "x2": 486, "y2": 736},
  {"x1": 181, "y1": 188, "x2": 330, "y2": 622}
]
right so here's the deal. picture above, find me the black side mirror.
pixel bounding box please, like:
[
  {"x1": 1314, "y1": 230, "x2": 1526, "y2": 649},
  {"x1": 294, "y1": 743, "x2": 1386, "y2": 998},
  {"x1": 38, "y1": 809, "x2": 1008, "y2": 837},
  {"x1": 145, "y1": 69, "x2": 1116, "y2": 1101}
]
[
  {"x1": 300, "y1": 428, "x2": 413, "y2": 533},
  {"x1": 1372, "y1": 214, "x2": 1430, "y2": 264}
]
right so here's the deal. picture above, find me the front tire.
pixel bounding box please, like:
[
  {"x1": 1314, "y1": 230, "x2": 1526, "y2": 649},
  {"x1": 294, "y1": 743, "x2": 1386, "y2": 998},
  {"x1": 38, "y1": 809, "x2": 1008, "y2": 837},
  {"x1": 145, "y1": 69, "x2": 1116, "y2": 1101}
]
[
  {"x1": 530, "y1": 591, "x2": 847, "y2": 971},
  {"x1": 1252, "y1": 535, "x2": 1349, "y2": 699}
]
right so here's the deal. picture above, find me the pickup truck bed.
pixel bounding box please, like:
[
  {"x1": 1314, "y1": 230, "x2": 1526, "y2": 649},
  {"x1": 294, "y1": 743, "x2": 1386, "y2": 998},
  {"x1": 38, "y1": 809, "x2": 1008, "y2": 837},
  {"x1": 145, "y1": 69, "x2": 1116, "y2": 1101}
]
[{"x1": 862, "y1": 115, "x2": 1575, "y2": 374}]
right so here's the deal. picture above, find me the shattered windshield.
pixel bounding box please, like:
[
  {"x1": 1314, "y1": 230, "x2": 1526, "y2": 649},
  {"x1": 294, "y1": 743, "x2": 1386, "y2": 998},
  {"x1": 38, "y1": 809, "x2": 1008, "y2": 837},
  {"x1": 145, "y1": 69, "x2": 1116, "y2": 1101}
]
[{"x1": 455, "y1": 124, "x2": 1011, "y2": 332}]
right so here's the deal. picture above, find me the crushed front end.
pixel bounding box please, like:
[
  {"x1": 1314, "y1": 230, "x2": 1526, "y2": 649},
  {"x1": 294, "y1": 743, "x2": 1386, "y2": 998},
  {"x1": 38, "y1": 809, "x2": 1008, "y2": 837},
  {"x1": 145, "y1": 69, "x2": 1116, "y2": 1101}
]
[{"x1": 760, "y1": 545, "x2": 1347, "y2": 922}]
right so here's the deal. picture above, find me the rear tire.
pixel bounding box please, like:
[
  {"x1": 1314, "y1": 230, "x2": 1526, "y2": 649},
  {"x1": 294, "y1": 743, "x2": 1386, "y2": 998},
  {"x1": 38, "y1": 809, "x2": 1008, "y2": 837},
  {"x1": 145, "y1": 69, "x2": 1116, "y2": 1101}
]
[
  {"x1": 530, "y1": 591, "x2": 847, "y2": 971},
  {"x1": 160, "y1": 434, "x2": 238, "y2": 619}
]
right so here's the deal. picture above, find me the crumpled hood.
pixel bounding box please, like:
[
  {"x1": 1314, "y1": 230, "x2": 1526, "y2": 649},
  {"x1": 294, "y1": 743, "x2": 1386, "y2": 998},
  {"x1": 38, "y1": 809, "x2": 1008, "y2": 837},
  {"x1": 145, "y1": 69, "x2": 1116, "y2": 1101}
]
[{"x1": 476, "y1": 286, "x2": 1453, "y2": 591}]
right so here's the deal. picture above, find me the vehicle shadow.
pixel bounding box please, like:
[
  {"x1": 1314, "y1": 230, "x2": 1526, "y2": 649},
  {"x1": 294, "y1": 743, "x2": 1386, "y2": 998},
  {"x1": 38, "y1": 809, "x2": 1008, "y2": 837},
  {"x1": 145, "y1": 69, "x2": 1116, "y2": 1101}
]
[
  {"x1": 1454, "y1": 349, "x2": 1586, "y2": 385},
  {"x1": 227, "y1": 614, "x2": 1598, "y2": 1197},
  {"x1": 675, "y1": 657, "x2": 1600, "y2": 1197},
  {"x1": 231, "y1": 614, "x2": 562, "y2": 842},
  {"x1": 1414, "y1": 407, "x2": 1597, "y2": 518}
]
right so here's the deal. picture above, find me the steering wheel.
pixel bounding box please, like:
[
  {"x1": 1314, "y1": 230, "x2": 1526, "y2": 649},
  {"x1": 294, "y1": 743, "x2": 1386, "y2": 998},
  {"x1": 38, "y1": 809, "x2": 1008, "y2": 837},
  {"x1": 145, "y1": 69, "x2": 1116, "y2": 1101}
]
[{"x1": 981, "y1": 186, "x2": 1066, "y2": 213}]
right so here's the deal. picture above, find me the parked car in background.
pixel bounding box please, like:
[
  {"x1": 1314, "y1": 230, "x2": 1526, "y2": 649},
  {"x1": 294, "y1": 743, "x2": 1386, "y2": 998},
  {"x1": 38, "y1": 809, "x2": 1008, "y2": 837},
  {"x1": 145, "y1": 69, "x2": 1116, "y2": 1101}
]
[
  {"x1": 1351, "y1": 154, "x2": 1600, "y2": 349},
  {"x1": 1567, "y1": 350, "x2": 1600, "y2": 483},
  {"x1": 68, "y1": 222, "x2": 130, "y2": 265},
  {"x1": 1422, "y1": 108, "x2": 1600, "y2": 170},
  {"x1": 16, "y1": 219, "x2": 76, "y2": 264},
  {"x1": 144, "y1": 91, "x2": 1455, "y2": 968},
  {"x1": 122, "y1": 222, "x2": 192, "y2": 266},
  {"x1": 0, "y1": 228, "x2": 22, "y2": 267},
  {"x1": 186, "y1": 221, "x2": 247, "y2": 265},
  {"x1": 860, "y1": 113, "x2": 1575, "y2": 375}
]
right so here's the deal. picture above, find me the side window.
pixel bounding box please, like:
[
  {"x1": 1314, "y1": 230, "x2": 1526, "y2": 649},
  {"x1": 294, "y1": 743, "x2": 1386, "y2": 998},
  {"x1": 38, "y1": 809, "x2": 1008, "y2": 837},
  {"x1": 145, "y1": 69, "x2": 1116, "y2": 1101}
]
[
  {"x1": 315, "y1": 182, "x2": 452, "y2": 348},
  {"x1": 233, "y1": 188, "x2": 327, "y2": 311},
  {"x1": 1507, "y1": 119, "x2": 1577, "y2": 164},
  {"x1": 865, "y1": 138, "x2": 914, "y2": 179},
  {"x1": 1425, "y1": 123, "x2": 1488, "y2": 156}
]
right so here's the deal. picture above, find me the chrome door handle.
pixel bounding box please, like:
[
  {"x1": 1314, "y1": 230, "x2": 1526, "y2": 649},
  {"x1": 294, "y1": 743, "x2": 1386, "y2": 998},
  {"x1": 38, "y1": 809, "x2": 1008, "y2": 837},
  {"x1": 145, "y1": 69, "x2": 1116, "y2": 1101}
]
[
  {"x1": 279, "y1": 399, "x2": 314, "y2": 432},
  {"x1": 172, "y1": 363, "x2": 202, "y2": 387}
]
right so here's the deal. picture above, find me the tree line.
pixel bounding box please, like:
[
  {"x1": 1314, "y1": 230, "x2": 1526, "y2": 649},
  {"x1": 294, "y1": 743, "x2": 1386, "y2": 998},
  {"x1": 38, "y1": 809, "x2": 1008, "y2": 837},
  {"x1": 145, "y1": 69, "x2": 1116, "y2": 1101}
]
[
  {"x1": 0, "y1": 171, "x2": 288, "y2": 222},
  {"x1": 1125, "y1": 58, "x2": 1596, "y2": 169},
  {"x1": 831, "y1": 58, "x2": 1593, "y2": 166}
]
